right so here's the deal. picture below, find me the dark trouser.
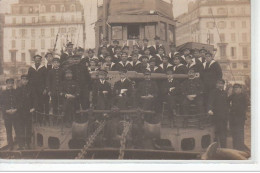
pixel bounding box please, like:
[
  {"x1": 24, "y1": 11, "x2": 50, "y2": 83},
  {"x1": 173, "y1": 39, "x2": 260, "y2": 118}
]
[
  {"x1": 166, "y1": 95, "x2": 180, "y2": 115},
  {"x1": 140, "y1": 98, "x2": 157, "y2": 123},
  {"x1": 63, "y1": 98, "x2": 76, "y2": 123},
  {"x1": 96, "y1": 95, "x2": 111, "y2": 110},
  {"x1": 114, "y1": 96, "x2": 130, "y2": 109},
  {"x1": 182, "y1": 95, "x2": 204, "y2": 115},
  {"x1": 3, "y1": 113, "x2": 21, "y2": 149},
  {"x1": 214, "y1": 117, "x2": 227, "y2": 148},
  {"x1": 51, "y1": 93, "x2": 61, "y2": 115},
  {"x1": 32, "y1": 87, "x2": 46, "y2": 112},
  {"x1": 20, "y1": 112, "x2": 33, "y2": 148},
  {"x1": 79, "y1": 89, "x2": 90, "y2": 110},
  {"x1": 230, "y1": 116, "x2": 246, "y2": 151}
]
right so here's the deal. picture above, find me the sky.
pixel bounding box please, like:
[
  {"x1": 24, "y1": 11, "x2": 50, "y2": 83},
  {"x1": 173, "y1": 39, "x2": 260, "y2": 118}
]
[{"x1": 0, "y1": 0, "x2": 189, "y2": 17}]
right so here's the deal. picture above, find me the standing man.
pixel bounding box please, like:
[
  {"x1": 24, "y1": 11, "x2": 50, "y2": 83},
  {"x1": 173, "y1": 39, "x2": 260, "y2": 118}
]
[
  {"x1": 16, "y1": 75, "x2": 34, "y2": 149},
  {"x1": 141, "y1": 38, "x2": 150, "y2": 55},
  {"x1": 168, "y1": 44, "x2": 179, "y2": 64},
  {"x1": 45, "y1": 52, "x2": 53, "y2": 71},
  {"x1": 229, "y1": 84, "x2": 248, "y2": 151},
  {"x1": 92, "y1": 70, "x2": 112, "y2": 110},
  {"x1": 60, "y1": 42, "x2": 74, "y2": 67},
  {"x1": 207, "y1": 79, "x2": 229, "y2": 148},
  {"x1": 150, "y1": 36, "x2": 163, "y2": 56},
  {"x1": 203, "y1": 52, "x2": 223, "y2": 102},
  {"x1": 98, "y1": 38, "x2": 113, "y2": 57},
  {"x1": 0, "y1": 78, "x2": 20, "y2": 150},
  {"x1": 113, "y1": 69, "x2": 132, "y2": 109},
  {"x1": 27, "y1": 55, "x2": 47, "y2": 113}
]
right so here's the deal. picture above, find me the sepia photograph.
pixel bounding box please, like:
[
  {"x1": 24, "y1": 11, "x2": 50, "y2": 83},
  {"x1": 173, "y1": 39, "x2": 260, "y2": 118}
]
[{"x1": 0, "y1": 0, "x2": 254, "y2": 165}]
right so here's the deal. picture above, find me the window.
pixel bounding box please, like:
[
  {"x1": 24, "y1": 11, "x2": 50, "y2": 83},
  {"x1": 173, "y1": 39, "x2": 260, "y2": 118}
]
[
  {"x1": 168, "y1": 24, "x2": 175, "y2": 43},
  {"x1": 51, "y1": 5, "x2": 56, "y2": 12},
  {"x1": 220, "y1": 33, "x2": 225, "y2": 42},
  {"x1": 21, "y1": 40, "x2": 25, "y2": 50},
  {"x1": 31, "y1": 40, "x2": 35, "y2": 48},
  {"x1": 12, "y1": 40, "x2": 16, "y2": 48},
  {"x1": 242, "y1": 46, "x2": 248, "y2": 58},
  {"x1": 22, "y1": 17, "x2": 26, "y2": 24},
  {"x1": 208, "y1": 8, "x2": 212, "y2": 14},
  {"x1": 112, "y1": 26, "x2": 123, "y2": 40},
  {"x1": 218, "y1": 43, "x2": 227, "y2": 58},
  {"x1": 20, "y1": 29, "x2": 27, "y2": 38},
  {"x1": 127, "y1": 24, "x2": 140, "y2": 39},
  {"x1": 241, "y1": 7, "x2": 245, "y2": 15},
  {"x1": 70, "y1": 4, "x2": 76, "y2": 11},
  {"x1": 243, "y1": 63, "x2": 248, "y2": 68},
  {"x1": 207, "y1": 22, "x2": 215, "y2": 29},
  {"x1": 232, "y1": 63, "x2": 237, "y2": 69},
  {"x1": 181, "y1": 138, "x2": 195, "y2": 151},
  {"x1": 31, "y1": 29, "x2": 35, "y2": 37},
  {"x1": 231, "y1": 21, "x2": 235, "y2": 28},
  {"x1": 145, "y1": 24, "x2": 156, "y2": 40},
  {"x1": 71, "y1": 15, "x2": 75, "y2": 22},
  {"x1": 12, "y1": 29, "x2": 16, "y2": 37},
  {"x1": 41, "y1": 5, "x2": 46, "y2": 12},
  {"x1": 60, "y1": 5, "x2": 65, "y2": 12},
  {"x1": 11, "y1": 51, "x2": 16, "y2": 63},
  {"x1": 242, "y1": 33, "x2": 247, "y2": 42},
  {"x1": 41, "y1": 29, "x2": 45, "y2": 37},
  {"x1": 51, "y1": 39, "x2": 55, "y2": 48},
  {"x1": 218, "y1": 21, "x2": 226, "y2": 29},
  {"x1": 231, "y1": 47, "x2": 236, "y2": 58},
  {"x1": 51, "y1": 28, "x2": 55, "y2": 37},
  {"x1": 12, "y1": 18, "x2": 16, "y2": 24},
  {"x1": 41, "y1": 39, "x2": 45, "y2": 49},
  {"x1": 242, "y1": 21, "x2": 246, "y2": 28},
  {"x1": 160, "y1": 22, "x2": 167, "y2": 41},
  {"x1": 61, "y1": 16, "x2": 64, "y2": 22},
  {"x1": 60, "y1": 28, "x2": 66, "y2": 34},
  {"x1": 51, "y1": 16, "x2": 56, "y2": 22},
  {"x1": 231, "y1": 33, "x2": 236, "y2": 42},
  {"x1": 32, "y1": 17, "x2": 35, "y2": 23},
  {"x1": 21, "y1": 53, "x2": 26, "y2": 62}
]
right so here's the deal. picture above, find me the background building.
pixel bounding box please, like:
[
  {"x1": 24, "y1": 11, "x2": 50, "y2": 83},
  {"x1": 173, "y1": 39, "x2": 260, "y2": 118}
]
[
  {"x1": 3, "y1": 0, "x2": 84, "y2": 75},
  {"x1": 0, "y1": 14, "x2": 4, "y2": 75},
  {"x1": 176, "y1": 0, "x2": 251, "y2": 84}
]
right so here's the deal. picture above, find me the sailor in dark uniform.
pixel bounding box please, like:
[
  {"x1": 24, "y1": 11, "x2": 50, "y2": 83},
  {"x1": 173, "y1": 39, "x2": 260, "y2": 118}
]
[
  {"x1": 69, "y1": 55, "x2": 92, "y2": 110},
  {"x1": 45, "y1": 52, "x2": 53, "y2": 71},
  {"x1": 139, "y1": 55, "x2": 150, "y2": 73},
  {"x1": 147, "y1": 58, "x2": 162, "y2": 73},
  {"x1": 111, "y1": 40, "x2": 120, "y2": 55},
  {"x1": 140, "y1": 38, "x2": 150, "y2": 55},
  {"x1": 98, "y1": 46, "x2": 109, "y2": 63},
  {"x1": 16, "y1": 75, "x2": 34, "y2": 149},
  {"x1": 158, "y1": 56, "x2": 174, "y2": 73},
  {"x1": 181, "y1": 69, "x2": 204, "y2": 117},
  {"x1": 113, "y1": 69, "x2": 132, "y2": 109},
  {"x1": 112, "y1": 46, "x2": 122, "y2": 63},
  {"x1": 207, "y1": 79, "x2": 229, "y2": 148},
  {"x1": 97, "y1": 38, "x2": 113, "y2": 57},
  {"x1": 199, "y1": 48, "x2": 207, "y2": 63},
  {"x1": 116, "y1": 52, "x2": 133, "y2": 71},
  {"x1": 143, "y1": 47, "x2": 154, "y2": 62},
  {"x1": 168, "y1": 44, "x2": 179, "y2": 64},
  {"x1": 137, "y1": 70, "x2": 158, "y2": 111},
  {"x1": 185, "y1": 55, "x2": 204, "y2": 77},
  {"x1": 60, "y1": 70, "x2": 80, "y2": 126},
  {"x1": 131, "y1": 53, "x2": 142, "y2": 73},
  {"x1": 161, "y1": 70, "x2": 181, "y2": 117},
  {"x1": 0, "y1": 78, "x2": 20, "y2": 150},
  {"x1": 229, "y1": 84, "x2": 248, "y2": 151},
  {"x1": 132, "y1": 44, "x2": 142, "y2": 59},
  {"x1": 92, "y1": 70, "x2": 112, "y2": 109},
  {"x1": 173, "y1": 55, "x2": 188, "y2": 83},
  {"x1": 154, "y1": 46, "x2": 165, "y2": 65},
  {"x1": 150, "y1": 36, "x2": 163, "y2": 55},
  {"x1": 101, "y1": 55, "x2": 117, "y2": 71},
  {"x1": 46, "y1": 58, "x2": 64, "y2": 114},
  {"x1": 88, "y1": 59, "x2": 100, "y2": 73},
  {"x1": 202, "y1": 52, "x2": 223, "y2": 100},
  {"x1": 27, "y1": 55, "x2": 47, "y2": 113},
  {"x1": 60, "y1": 42, "x2": 74, "y2": 67}
]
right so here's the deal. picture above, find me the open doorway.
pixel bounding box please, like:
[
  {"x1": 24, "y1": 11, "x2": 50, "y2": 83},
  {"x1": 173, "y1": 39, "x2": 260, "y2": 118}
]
[{"x1": 127, "y1": 24, "x2": 140, "y2": 39}]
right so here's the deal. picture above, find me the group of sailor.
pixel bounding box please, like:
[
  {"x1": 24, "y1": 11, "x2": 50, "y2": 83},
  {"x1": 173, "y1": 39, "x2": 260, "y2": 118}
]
[{"x1": 0, "y1": 36, "x2": 248, "y2": 151}]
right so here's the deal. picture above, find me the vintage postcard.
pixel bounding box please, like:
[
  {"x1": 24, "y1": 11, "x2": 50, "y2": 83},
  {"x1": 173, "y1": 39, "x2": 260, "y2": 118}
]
[{"x1": 0, "y1": 0, "x2": 257, "y2": 171}]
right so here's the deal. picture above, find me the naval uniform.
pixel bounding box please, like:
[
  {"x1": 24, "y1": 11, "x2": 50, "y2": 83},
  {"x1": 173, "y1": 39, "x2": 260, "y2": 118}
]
[
  {"x1": 113, "y1": 78, "x2": 133, "y2": 109},
  {"x1": 92, "y1": 79, "x2": 112, "y2": 110},
  {"x1": 208, "y1": 88, "x2": 229, "y2": 148},
  {"x1": 229, "y1": 93, "x2": 248, "y2": 150},
  {"x1": 27, "y1": 64, "x2": 47, "y2": 112},
  {"x1": 16, "y1": 84, "x2": 33, "y2": 148},
  {"x1": 0, "y1": 88, "x2": 20, "y2": 149},
  {"x1": 115, "y1": 61, "x2": 133, "y2": 71}
]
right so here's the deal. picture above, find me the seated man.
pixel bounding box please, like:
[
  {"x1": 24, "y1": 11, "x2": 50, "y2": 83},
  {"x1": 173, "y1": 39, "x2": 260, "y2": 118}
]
[
  {"x1": 113, "y1": 69, "x2": 132, "y2": 109},
  {"x1": 181, "y1": 69, "x2": 204, "y2": 116},
  {"x1": 92, "y1": 70, "x2": 112, "y2": 110},
  {"x1": 116, "y1": 52, "x2": 133, "y2": 71},
  {"x1": 88, "y1": 59, "x2": 100, "y2": 73},
  {"x1": 158, "y1": 56, "x2": 173, "y2": 73},
  {"x1": 131, "y1": 53, "x2": 142, "y2": 73},
  {"x1": 139, "y1": 55, "x2": 150, "y2": 73},
  {"x1": 161, "y1": 70, "x2": 181, "y2": 116},
  {"x1": 146, "y1": 58, "x2": 162, "y2": 73}
]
